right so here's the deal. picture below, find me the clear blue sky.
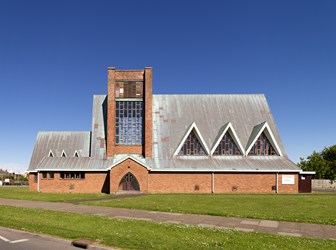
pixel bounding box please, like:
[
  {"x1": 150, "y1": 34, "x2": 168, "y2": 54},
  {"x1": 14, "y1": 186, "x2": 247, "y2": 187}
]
[{"x1": 0, "y1": 0, "x2": 335, "y2": 173}]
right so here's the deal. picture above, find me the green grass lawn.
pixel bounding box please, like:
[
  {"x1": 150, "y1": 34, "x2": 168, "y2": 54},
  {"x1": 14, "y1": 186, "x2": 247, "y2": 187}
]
[
  {"x1": 82, "y1": 193, "x2": 336, "y2": 225},
  {"x1": 0, "y1": 205, "x2": 335, "y2": 250},
  {"x1": 0, "y1": 186, "x2": 108, "y2": 202}
]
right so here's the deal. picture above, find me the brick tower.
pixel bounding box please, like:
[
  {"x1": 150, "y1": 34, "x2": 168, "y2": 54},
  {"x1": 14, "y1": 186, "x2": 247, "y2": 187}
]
[{"x1": 107, "y1": 67, "x2": 152, "y2": 158}]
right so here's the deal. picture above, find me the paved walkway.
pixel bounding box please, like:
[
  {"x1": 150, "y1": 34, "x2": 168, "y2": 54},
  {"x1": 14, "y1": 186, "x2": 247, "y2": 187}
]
[{"x1": 1, "y1": 198, "x2": 335, "y2": 241}]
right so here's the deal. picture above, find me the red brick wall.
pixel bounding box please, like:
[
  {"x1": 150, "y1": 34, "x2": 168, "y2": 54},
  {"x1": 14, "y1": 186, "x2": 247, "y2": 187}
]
[
  {"x1": 214, "y1": 173, "x2": 276, "y2": 193},
  {"x1": 148, "y1": 172, "x2": 298, "y2": 194},
  {"x1": 28, "y1": 170, "x2": 299, "y2": 194},
  {"x1": 278, "y1": 173, "x2": 299, "y2": 193},
  {"x1": 115, "y1": 70, "x2": 144, "y2": 80},
  {"x1": 107, "y1": 67, "x2": 116, "y2": 157},
  {"x1": 114, "y1": 145, "x2": 143, "y2": 155},
  {"x1": 144, "y1": 67, "x2": 152, "y2": 157},
  {"x1": 149, "y1": 173, "x2": 212, "y2": 193},
  {"x1": 28, "y1": 174, "x2": 37, "y2": 191},
  {"x1": 36, "y1": 172, "x2": 108, "y2": 193},
  {"x1": 110, "y1": 158, "x2": 149, "y2": 193}
]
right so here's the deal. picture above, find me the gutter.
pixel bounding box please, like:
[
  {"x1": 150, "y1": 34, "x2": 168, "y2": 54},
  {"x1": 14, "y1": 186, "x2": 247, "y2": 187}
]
[{"x1": 149, "y1": 169, "x2": 302, "y2": 173}]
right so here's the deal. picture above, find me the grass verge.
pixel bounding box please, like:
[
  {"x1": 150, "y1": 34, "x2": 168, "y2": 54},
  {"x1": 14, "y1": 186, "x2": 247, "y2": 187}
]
[
  {"x1": 0, "y1": 187, "x2": 108, "y2": 202},
  {"x1": 0, "y1": 205, "x2": 335, "y2": 250},
  {"x1": 82, "y1": 193, "x2": 336, "y2": 225}
]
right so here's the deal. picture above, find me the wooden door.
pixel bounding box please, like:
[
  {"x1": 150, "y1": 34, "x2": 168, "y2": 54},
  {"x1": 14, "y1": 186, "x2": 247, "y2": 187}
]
[{"x1": 119, "y1": 172, "x2": 140, "y2": 191}]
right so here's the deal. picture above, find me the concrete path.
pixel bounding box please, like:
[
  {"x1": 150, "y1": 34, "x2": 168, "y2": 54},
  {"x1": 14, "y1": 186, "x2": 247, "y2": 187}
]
[{"x1": 1, "y1": 198, "x2": 335, "y2": 241}]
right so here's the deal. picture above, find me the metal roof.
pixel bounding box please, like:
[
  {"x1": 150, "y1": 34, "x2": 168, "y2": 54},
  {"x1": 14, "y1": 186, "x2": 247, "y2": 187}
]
[
  {"x1": 91, "y1": 95, "x2": 107, "y2": 159},
  {"x1": 151, "y1": 94, "x2": 299, "y2": 171},
  {"x1": 36, "y1": 157, "x2": 112, "y2": 171},
  {"x1": 28, "y1": 93, "x2": 300, "y2": 172},
  {"x1": 152, "y1": 94, "x2": 286, "y2": 159},
  {"x1": 147, "y1": 156, "x2": 299, "y2": 172},
  {"x1": 35, "y1": 154, "x2": 149, "y2": 171},
  {"x1": 28, "y1": 131, "x2": 90, "y2": 171}
]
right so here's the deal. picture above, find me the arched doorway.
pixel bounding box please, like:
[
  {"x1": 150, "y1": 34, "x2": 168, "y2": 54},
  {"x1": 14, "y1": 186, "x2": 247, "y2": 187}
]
[{"x1": 118, "y1": 172, "x2": 140, "y2": 191}]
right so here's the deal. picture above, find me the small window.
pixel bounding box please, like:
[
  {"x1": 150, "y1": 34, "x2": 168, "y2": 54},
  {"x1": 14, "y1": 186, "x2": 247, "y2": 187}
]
[
  {"x1": 48, "y1": 150, "x2": 54, "y2": 157},
  {"x1": 42, "y1": 172, "x2": 47, "y2": 179},
  {"x1": 60, "y1": 172, "x2": 85, "y2": 179},
  {"x1": 49, "y1": 172, "x2": 54, "y2": 179},
  {"x1": 74, "y1": 151, "x2": 79, "y2": 157},
  {"x1": 61, "y1": 150, "x2": 67, "y2": 157}
]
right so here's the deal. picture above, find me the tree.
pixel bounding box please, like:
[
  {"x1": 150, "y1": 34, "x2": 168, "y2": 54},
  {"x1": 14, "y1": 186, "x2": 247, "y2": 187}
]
[
  {"x1": 321, "y1": 145, "x2": 336, "y2": 181},
  {"x1": 298, "y1": 145, "x2": 336, "y2": 181},
  {"x1": 298, "y1": 151, "x2": 328, "y2": 179}
]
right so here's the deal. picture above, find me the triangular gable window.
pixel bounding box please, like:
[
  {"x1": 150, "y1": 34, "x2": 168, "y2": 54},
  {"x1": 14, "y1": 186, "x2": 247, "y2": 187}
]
[
  {"x1": 213, "y1": 132, "x2": 242, "y2": 155},
  {"x1": 248, "y1": 131, "x2": 278, "y2": 156},
  {"x1": 74, "y1": 151, "x2": 79, "y2": 157},
  {"x1": 48, "y1": 150, "x2": 54, "y2": 157},
  {"x1": 178, "y1": 129, "x2": 207, "y2": 156},
  {"x1": 61, "y1": 150, "x2": 67, "y2": 157}
]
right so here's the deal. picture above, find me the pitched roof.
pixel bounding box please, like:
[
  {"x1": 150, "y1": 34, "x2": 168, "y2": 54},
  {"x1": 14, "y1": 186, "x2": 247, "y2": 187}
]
[
  {"x1": 151, "y1": 94, "x2": 299, "y2": 171},
  {"x1": 28, "y1": 131, "x2": 90, "y2": 171},
  {"x1": 91, "y1": 95, "x2": 107, "y2": 159},
  {"x1": 152, "y1": 94, "x2": 286, "y2": 159},
  {"x1": 28, "y1": 93, "x2": 300, "y2": 172}
]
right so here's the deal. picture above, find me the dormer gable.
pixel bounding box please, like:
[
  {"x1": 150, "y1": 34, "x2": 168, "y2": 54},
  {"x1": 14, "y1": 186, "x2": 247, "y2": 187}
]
[
  {"x1": 211, "y1": 122, "x2": 244, "y2": 156},
  {"x1": 246, "y1": 122, "x2": 282, "y2": 156},
  {"x1": 48, "y1": 150, "x2": 54, "y2": 157},
  {"x1": 61, "y1": 150, "x2": 67, "y2": 157},
  {"x1": 174, "y1": 122, "x2": 209, "y2": 156}
]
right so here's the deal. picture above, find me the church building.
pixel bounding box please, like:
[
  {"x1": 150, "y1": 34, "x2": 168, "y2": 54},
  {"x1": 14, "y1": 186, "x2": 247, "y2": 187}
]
[{"x1": 28, "y1": 67, "x2": 313, "y2": 193}]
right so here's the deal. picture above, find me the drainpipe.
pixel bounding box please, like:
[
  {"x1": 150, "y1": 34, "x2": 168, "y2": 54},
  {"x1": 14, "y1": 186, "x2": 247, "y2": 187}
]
[
  {"x1": 37, "y1": 171, "x2": 40, "y2": 192},
  {"x1": 276, "y1": 172, "x2": 279, "y2": 194},
  {"x1": 211, "y1": 172, "x2": 215, "y2": 193}
]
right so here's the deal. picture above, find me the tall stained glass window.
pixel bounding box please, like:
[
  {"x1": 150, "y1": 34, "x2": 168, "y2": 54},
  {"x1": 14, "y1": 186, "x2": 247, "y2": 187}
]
[
  {"x1": 248, "y1": 132, "x2": 278, "y2": 156},
  {"x1": 115, "y1": 101, "x2": 143, "y2": 145}
]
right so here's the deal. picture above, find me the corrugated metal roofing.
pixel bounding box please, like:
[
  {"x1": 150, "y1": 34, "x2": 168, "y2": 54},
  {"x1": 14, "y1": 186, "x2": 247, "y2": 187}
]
[{"x1": 28, "y1": 131, "x2": 90, "y2": 171}]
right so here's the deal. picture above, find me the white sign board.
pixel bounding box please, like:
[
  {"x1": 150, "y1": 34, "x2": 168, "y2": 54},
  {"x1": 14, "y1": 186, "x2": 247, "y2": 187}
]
[
  {"x1": 282, "y1": 175, "x2": 295, "y2": 185},
  {"x1": 4, "y1": 178, "x2": 10, "y2": 183},
  {"x1": 0, "y1": 180, "x2": 2, "y2": 186}
]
